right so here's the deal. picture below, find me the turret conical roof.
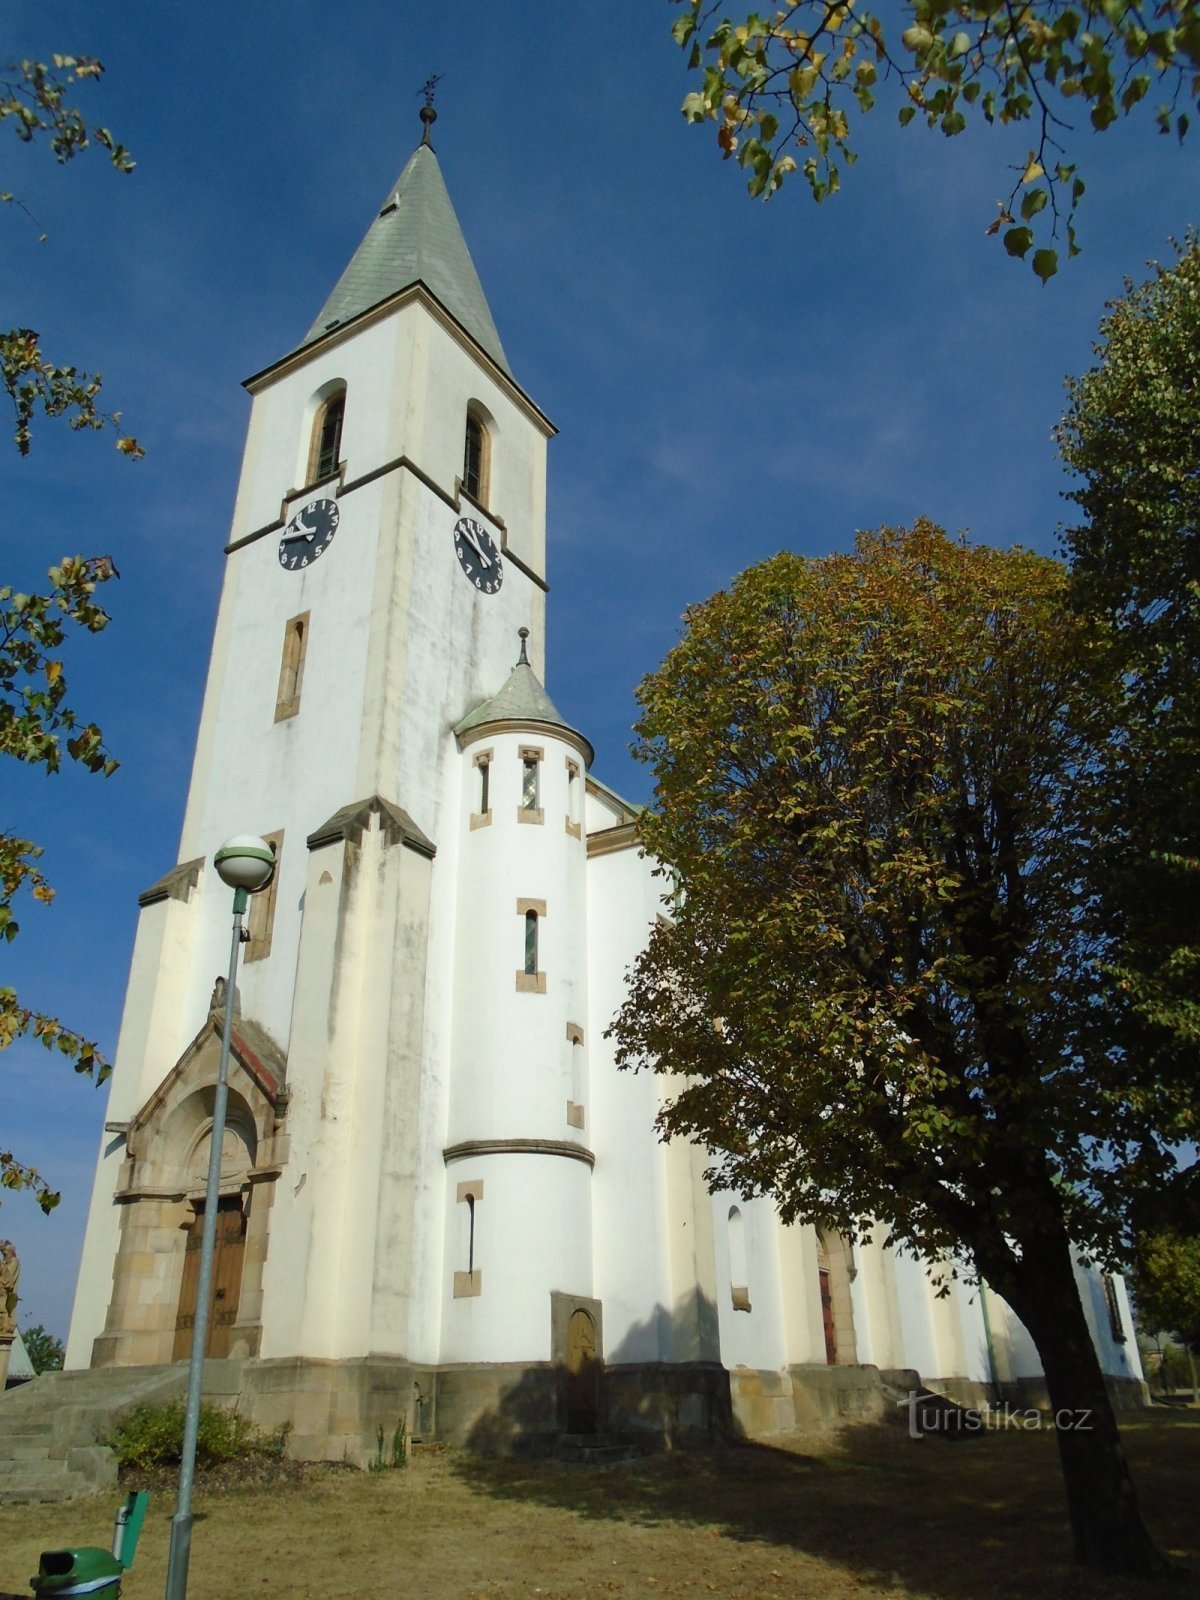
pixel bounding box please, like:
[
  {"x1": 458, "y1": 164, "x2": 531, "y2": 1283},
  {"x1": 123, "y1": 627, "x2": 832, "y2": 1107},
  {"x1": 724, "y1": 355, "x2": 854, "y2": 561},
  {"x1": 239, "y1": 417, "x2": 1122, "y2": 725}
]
[
  {"x1": 455, "y1": 635, "x2": 594, "y2": 767},
  {"x1": 301, "y1": 141, "x2": 510, "y2": 374}
]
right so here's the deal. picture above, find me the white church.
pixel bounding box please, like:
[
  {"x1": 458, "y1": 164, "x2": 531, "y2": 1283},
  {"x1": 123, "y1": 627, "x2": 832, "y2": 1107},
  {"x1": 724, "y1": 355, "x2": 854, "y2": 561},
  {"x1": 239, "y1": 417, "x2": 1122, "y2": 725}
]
[{"x1": 64, "y1": 113, "x2": 1145, "y2": 1460}]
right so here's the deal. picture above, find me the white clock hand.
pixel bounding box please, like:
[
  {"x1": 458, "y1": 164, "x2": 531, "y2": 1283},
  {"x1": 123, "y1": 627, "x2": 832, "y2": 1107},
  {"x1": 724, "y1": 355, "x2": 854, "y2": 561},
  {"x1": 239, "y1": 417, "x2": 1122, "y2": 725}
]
[{"x1": 458, "y1": 526, "x2": 492, "y2": 568}]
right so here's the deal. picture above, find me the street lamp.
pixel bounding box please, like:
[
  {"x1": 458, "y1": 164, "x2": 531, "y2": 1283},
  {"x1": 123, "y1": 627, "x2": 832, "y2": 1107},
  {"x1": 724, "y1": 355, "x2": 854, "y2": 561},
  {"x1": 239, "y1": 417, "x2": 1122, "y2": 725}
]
[{"x1": 165, "y1": 836, "x2": 276, "y2": 1600}]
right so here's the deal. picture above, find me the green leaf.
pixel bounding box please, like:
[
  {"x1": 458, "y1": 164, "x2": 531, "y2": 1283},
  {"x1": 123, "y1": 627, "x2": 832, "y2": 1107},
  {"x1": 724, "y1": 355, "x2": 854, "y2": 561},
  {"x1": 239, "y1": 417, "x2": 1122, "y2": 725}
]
[
  {"x1": 1032, "y1": 247, "x2": 1058, "y2": 283},
  {"x1": 1003, "y1": 225, "x2": 1034, "y2": 258}
]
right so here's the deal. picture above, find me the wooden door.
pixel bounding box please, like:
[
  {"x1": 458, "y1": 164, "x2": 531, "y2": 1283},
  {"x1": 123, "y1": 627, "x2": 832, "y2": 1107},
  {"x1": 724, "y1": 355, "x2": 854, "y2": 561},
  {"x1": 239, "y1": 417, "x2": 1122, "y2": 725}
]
[
  {"x1": 173, "y1": 1198, "x2": 246, "y2": 1360},
  {"x1": 565, "y1": 1308, "x2": 600, "y2": 1434},
  {"x1": 819, "y1": 1268, "x2": 838, "y2": 1365}
]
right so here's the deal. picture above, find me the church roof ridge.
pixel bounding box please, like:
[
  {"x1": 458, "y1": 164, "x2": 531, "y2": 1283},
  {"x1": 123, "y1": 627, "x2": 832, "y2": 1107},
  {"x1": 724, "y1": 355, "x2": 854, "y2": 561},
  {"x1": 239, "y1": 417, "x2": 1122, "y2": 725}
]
[{"x1": 299, "y1": 137, "x2": 510, "y2": 374}]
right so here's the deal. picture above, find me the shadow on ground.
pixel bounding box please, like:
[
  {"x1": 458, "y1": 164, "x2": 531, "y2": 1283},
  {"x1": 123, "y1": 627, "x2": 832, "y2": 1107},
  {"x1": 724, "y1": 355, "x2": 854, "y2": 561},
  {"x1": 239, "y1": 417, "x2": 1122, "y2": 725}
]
[{"x1": 451, "y1": 1410, "x2": 1200, "y2": 1600}]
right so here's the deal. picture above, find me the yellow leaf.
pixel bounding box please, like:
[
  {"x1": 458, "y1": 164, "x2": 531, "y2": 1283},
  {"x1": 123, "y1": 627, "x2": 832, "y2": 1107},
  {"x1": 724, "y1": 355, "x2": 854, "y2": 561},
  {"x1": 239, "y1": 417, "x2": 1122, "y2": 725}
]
[
  {"x1": 1021, "y1": 155, "x2": 1044, "y2": 184},
  {"x1": 44, "y1": 660, "x2": 62, "y2": 685}
]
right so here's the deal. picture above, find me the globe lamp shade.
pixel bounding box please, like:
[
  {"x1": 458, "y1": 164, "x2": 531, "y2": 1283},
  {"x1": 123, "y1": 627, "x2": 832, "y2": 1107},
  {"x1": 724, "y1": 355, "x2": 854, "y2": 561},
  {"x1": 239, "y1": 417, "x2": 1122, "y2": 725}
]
[{"x1": 213, "y1": 835, "x2": 276, "y2": 893}]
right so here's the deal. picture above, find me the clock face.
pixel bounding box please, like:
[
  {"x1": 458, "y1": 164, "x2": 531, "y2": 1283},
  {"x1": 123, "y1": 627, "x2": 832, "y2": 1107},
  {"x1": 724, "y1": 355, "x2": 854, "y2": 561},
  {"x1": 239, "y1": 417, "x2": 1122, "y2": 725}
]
[
  {"x1": 278, "y1": 497, "x2": 339, "y2": 571},
  {"x1": 453, "y1": 516, "x2": 503, "y2": 595}
]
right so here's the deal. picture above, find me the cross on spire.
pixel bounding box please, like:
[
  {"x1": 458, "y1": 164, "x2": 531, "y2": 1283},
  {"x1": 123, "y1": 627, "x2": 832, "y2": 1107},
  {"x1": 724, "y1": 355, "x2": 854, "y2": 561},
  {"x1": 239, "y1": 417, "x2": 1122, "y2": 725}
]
[{"x1": 418, "y1": 75, "x2": 442, "y2": 147}]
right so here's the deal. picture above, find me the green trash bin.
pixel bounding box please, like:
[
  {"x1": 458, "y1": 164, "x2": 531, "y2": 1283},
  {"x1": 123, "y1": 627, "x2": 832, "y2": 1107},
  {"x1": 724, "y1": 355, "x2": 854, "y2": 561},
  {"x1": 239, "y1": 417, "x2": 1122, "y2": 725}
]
[{"x1": 30, "y1": 1548, "x2": 122, "y2": 1600}]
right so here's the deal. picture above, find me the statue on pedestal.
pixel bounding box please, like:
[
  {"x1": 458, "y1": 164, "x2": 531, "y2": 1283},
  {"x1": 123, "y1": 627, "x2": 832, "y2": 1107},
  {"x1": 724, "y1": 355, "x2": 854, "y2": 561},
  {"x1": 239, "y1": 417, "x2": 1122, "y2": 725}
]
[{"x1": 0, "y1": 1239, "x2": 19, "y2": 1338}]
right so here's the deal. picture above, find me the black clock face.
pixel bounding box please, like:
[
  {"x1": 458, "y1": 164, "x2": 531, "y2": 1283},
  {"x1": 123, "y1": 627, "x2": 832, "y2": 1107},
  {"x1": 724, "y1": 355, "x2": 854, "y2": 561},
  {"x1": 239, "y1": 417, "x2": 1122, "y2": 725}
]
[
  {"x1": 453, "y1": 516, "x2": 503, "y2": 594},
  {"x1": 278, "y1": 497, "x2": 339, "y2": 571}
]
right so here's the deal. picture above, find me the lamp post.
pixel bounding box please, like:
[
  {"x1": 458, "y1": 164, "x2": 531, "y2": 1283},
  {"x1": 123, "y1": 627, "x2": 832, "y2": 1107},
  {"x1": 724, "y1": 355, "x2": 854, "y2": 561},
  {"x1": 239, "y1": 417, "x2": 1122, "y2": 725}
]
[{"x1": 165, "y1": 836, "x2": 276, "y2": 1600}]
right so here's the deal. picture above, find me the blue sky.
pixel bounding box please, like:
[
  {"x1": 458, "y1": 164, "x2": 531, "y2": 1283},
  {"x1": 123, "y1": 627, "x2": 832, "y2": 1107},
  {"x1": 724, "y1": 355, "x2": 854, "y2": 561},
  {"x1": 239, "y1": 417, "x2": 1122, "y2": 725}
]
[{"x1": 3, "y1": 0, "x2": 1197, "y2": 1342}]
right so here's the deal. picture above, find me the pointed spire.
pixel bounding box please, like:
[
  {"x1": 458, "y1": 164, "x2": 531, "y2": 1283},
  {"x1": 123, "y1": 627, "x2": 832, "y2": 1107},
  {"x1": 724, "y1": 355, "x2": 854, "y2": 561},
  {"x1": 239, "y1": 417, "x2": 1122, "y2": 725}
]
[
  {"x1": 517, "y1": 626, "x2": 530, "y2": 666},
  {"x1": 299, "y1": 103, "x2": 509, "y2": 374}
]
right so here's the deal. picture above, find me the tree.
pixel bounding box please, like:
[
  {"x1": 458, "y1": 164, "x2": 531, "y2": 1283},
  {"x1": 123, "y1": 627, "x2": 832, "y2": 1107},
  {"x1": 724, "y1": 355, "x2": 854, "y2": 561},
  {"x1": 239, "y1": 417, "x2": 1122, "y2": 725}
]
[
  {"x1": 1128, "y1": 1230, "x2": 1200, "y2": 1393},
  {"x1": 670, "y1": 0, "x2": 1200, "y2": 280},
  {"x1": 1057, "y1": 236, "x2": 1200, "y2": 1087},
  {"x1": 20, "y1": 1322, "x2": 64, "y2": 1375},
  {"x1": 610, "y1": 521, "x2": 1187, "y2": 1576},
  {"x1": 0, "y1": 54, "x2": 139, "y2": 1212}
]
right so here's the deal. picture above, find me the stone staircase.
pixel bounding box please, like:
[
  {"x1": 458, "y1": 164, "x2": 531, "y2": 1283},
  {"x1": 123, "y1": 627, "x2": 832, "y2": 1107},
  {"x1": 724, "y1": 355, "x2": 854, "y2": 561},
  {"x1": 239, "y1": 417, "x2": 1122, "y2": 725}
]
[
  {"x1": 0, "y1": 1361, "x2": 244, "y2": 1503},
  {"x1": 878, "y1": 1375, "x2": 986, "y2": 1441}
]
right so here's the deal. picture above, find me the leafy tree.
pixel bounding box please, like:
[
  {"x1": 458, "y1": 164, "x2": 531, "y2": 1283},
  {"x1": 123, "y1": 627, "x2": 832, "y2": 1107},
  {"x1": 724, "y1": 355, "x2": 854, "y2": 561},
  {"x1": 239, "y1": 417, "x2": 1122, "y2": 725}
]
[
  {"x1": 1130, "y1": 1232, "x2": 1200, "y2": 1403},
  {"x1": 1057, "y1": 237, "x2": 1200, "y2": 1087},
  {"x1": 610, "y1": 521, "x2": 1186, "y2": 1575},
  {"x1": 0, "y1": 54, "x2": 139, "y2": 1212},
  {"x1": 20, "y1": 1321, "x2": 64, "y2": 1375},
  {"x1": 670, "y1": 0, "x2": 1200, "y2": 280},
  {"x1": 1129, "y1": 1230, "x2": 1200, "y2": 1348}
]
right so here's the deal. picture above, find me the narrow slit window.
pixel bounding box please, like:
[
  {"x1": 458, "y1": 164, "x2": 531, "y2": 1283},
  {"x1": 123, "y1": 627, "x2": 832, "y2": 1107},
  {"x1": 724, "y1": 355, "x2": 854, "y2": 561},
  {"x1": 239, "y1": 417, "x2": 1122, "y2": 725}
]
[
  {"x1": 516, "y1": 898, "x2": 547, "y2": 992},
  {"x1": 565, "y1": 759, "x2": 581, "y2": 837},
  {"x1": 454, "y1": 1179, "x2": 482, "y2": 1297},
  {"x1": 470, "y1": 751, "x2": 493, "y2": 830},
  {"x1": 1101, "y1": 1273, "x2": 1127, "y2": 1343},
  {"x1": 244, "y1": 832, "x2": 282, "y2": 963},
  {"x1": 522, "y1": 757, "x2": 539, "y2": 810},
  {"x1": 274, "y1": 612, "x2": 310, "y2": 722},
  {"x1": 729, "y1": 1206, "x2": 751, "y2": 1312}
]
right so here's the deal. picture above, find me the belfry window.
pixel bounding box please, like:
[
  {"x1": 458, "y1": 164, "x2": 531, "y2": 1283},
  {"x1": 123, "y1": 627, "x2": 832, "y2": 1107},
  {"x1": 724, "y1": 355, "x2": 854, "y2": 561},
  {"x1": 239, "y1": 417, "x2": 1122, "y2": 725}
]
[
  {"x1": 309, "y1": 389, "x2": 345, "y2": 484},
  {"x1": 463, "y1": 410, "x2": 488, "y2": 503}
]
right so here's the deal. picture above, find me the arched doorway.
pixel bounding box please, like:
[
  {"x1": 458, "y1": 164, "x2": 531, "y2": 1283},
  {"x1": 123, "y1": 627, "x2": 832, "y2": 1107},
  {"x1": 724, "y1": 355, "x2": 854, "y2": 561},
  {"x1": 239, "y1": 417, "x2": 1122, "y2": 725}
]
[{"x1": 172, "y1": 1105, "x2": 256, "y2": 1360}]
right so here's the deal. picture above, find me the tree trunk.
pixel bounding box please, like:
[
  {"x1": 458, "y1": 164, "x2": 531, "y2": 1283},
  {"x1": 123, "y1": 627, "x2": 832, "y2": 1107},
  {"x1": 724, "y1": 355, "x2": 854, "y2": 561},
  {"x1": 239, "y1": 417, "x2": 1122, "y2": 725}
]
[{"x1": 1004, "y1": 1222, "x2": 1169, "y2": 1578}]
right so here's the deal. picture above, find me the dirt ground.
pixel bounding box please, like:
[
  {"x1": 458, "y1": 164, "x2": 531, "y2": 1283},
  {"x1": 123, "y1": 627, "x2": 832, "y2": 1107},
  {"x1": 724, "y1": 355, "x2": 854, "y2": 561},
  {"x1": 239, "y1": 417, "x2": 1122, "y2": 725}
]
[{"x1": 0, "y1": 1411, "x2": 1196, "y2": 1600}]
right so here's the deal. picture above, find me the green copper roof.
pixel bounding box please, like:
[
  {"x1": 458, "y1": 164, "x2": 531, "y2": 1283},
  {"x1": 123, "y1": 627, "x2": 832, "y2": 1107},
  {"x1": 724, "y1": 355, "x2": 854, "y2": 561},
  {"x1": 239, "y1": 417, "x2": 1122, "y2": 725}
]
[
  {"x1": 302, "y1": 142, "x2": 510, "y2": 374},
  {"x1": 456, "y1": 644, "x2": 594, "y2": 767}
]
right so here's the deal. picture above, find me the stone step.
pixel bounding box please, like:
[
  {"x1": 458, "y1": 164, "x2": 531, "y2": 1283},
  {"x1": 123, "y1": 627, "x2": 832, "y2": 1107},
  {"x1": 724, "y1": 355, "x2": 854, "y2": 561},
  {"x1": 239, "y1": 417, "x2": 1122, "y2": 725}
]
[
  {"x1": 0, "y1": 1420, "x2": 53, "y2": 1440},
  {"x1": 0, "y1": 1436, "x2": 59, "y2": 1460},
  {"x1": 553, "y1": 1434, "x2": 642, "y2": 1466},
  {"x1": 0, "y1": 1461, "x2": 88, "y2": 1502}
]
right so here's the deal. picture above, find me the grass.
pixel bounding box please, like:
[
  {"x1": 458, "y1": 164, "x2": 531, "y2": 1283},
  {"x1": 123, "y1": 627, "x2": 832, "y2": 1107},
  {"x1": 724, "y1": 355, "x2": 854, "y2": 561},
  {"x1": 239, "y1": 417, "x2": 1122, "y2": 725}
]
[{"x1": 0, "y1": 1411, "x2": 1195, "y2": 1600}]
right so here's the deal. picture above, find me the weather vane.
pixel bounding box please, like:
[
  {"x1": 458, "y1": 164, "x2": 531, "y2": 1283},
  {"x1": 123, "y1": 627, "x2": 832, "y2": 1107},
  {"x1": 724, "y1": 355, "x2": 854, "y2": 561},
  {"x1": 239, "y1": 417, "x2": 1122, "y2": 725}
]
[{"x1": 418, "y1": 75, "x2": 442, "y2": 146}]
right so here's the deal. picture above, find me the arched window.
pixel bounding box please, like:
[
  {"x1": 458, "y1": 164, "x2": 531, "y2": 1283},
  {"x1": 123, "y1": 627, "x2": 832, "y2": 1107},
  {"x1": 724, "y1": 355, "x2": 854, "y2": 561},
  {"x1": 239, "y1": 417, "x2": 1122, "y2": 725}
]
[
  {"x1": 728, "y1": 1206, "x2": 751, "y2": 1311},
  {"x1": 308, "y1": 388, "x2": 345, "y2": 484},
  {"x1": 463, "y1": 407, "x2": 490, "y2": 504}
]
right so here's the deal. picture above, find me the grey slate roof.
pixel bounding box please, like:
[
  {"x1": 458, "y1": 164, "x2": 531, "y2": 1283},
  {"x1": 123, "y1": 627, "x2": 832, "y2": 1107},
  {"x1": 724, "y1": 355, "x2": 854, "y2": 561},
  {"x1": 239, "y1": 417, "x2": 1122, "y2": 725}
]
[
  {"x1": 302, "y1": 143, "x2": 510, "y2": 374},
  {"x1": 456, "y1": 662, "x2": 594, "y2": 767}
]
